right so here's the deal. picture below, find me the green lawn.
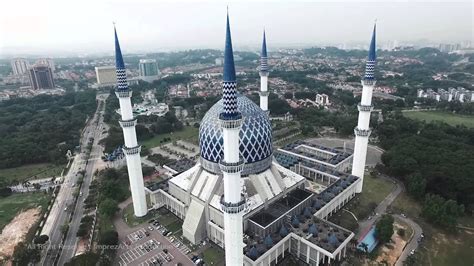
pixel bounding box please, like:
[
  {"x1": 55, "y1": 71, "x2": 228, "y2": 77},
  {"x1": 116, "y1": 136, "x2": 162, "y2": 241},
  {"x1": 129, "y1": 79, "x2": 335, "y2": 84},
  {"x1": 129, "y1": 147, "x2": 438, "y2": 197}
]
[
  {"x1": 141, "y1": 126, "x2": 199, "y2": 149},
  {"x1": 345, "y1": 174, "x2": 395, "y2": 220},
  {"x1": 0, "y1": 192, "x2": 50, "y2": 231},
  {"x1": 202, "y1": 245, "x2": 225, "y2": 265},
  {"x1": 167, "y1": 220, "x2": 183, "y2": 234},
  {"x1": 403, "y1": 111, "x2": 474, "y2": 128},
  {"x1": 0, "y1": 163, "x2": 64, "y2": 185}
]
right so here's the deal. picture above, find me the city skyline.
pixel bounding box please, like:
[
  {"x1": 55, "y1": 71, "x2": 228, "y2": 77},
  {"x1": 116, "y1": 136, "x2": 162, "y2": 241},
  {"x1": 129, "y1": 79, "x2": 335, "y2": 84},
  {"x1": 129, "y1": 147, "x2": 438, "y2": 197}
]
[{"x1": 1, "y1": 0, "x2": 472, "y2": 56}]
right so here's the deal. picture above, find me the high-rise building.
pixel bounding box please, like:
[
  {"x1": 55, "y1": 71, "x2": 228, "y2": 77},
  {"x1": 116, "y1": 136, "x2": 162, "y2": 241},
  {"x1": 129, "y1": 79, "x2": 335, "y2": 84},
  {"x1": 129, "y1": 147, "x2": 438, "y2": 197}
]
[
  {"x1": 28, "y1": 64, "x2": 55, "y2": 90},
  {"x1": 95, "y1": 66, "x2": 117, "y2": 87},
  {"x1": 259, "y1": 30, "x2": 269, "y2": 113},
  {"x1": 114, "y1": 27, "x2": 148, "y2": 217},
  {"x1": 36, "y1": 58, "x2": 55, "y2": 72},
  {"x1": 11, "y1": 58, "x2": 29, "y2": 76},
  {"x1": 139, "y1": 59, "x2": 160, "y2": 82},
  {"x1": 352, "y1": 24, "x2": 377, "y2": 193}
]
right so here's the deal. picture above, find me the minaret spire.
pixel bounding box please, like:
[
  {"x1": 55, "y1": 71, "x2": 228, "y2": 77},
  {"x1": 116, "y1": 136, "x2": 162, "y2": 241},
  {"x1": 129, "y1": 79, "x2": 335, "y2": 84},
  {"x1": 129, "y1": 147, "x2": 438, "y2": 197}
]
[
  {"x1": 364, "y1": 23, "x2": 377, "y2": 80},
  {"x1": 219, "y1": 11, "x2": 245, "y2": 266},
  {"x1": 114, "y1": 26, "x2": 148, "y2": 217},
  {"x1": 220, "y1": 10, "x2": 240, "y2": 120},
  {"x1": 352, "y1": 23, "x2": 377, "y2": 193},
  {"x1": 259, "y1": 29, "x2": 269, "y2": 112}
]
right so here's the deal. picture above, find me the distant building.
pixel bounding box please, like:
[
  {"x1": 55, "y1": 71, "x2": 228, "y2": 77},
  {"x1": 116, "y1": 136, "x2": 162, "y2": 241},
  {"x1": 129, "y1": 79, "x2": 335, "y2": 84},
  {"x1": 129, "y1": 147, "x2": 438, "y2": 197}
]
[
  {"x1": 315, "y1": 93, "x2": 330, "y2": 106},
  {"x1": 28, "y1": 64, "x2": 54, "y2": 90},
  {"x1": 215, "y1": 58, "x2": 223, "y2": 66},
  {"x1": 417, "y1": 87, "x2": 473, "y2": 103},
  {"x1": 139, "y1": 59, "x2": 160, "y2": 82},
  {"x1": 36, "y1": 58, "x2": 55, "y2": 72},
  {"x1": 11, "y1": 58, "x2": 29, "y2": 76},
  {"x1": 95, "y1": 66, "x2": 117, "y2": 87}
]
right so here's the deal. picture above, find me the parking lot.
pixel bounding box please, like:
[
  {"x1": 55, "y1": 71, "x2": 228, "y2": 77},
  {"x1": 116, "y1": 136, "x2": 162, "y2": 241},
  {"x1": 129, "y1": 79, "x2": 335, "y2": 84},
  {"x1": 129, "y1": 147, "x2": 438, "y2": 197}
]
[{"x1": 115, "y1": 218, "x2": 194, "y2": 266}]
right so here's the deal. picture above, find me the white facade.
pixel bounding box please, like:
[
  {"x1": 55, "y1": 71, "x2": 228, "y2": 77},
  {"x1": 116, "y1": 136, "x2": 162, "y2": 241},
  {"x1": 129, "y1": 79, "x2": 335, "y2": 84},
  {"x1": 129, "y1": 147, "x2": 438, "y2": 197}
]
[
  {"x1": 95, "y1": 66, "x2": 117, "y2": 86},
  {"x1": 11, "y1": 58, "x2": 29, "y2": 76}
]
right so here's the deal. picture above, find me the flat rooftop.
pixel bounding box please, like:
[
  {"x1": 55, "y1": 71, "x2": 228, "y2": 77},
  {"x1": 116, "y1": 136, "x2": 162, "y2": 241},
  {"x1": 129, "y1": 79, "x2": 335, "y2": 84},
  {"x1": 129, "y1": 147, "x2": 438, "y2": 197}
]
[
  {"x1": 244, "y1": 217, "x2": 353, "y2": 261},
  {"x1": 249, "y1": 188, "x2": 312, "y2": 227},
  {"x1": 279, "y1": 140, "x2": 352, "y2": 167},
  {"x1": 164, "y1": 158, "x2": 195, "y2": 175}
]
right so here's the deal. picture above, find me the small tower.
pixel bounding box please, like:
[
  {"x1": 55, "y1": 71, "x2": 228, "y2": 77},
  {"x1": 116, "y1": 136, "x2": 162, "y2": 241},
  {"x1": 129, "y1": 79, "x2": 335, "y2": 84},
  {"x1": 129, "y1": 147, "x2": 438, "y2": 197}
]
[
  {"x1": 259, "y1": 30, "x2": 269, "y2": 113},
  {"x1": 114, "y1": 27, "x2": 148, "y2": 217},
  {"x1": 352, "y1": 24, "x2": 377, "y2": 193},
  {"x1": 219, "y1": 12, "x2": 245, "y2": 265}
]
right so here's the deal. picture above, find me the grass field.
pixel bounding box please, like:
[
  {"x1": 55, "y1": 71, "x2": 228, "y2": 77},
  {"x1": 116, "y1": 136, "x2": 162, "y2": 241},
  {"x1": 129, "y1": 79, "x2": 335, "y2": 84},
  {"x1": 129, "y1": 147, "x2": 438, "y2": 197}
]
[
  {"x1": 345, "y1": 174, "x2": 395, "y2": 220},
  {"x1": 202, "y1": 245, "x2": 225, "y2": 265},
  {"x1": 403, "y1": 111, "x2": 474, "y2": 128},
  {"x1": 0, "y1": 192, "x2": 50, "y2": 231},
  {"x1": 0, "y1": 163, "x2": 64, "y2": 185},
  {"x1": 141, "y1": 126, "x2": 199, "y2": 149}
]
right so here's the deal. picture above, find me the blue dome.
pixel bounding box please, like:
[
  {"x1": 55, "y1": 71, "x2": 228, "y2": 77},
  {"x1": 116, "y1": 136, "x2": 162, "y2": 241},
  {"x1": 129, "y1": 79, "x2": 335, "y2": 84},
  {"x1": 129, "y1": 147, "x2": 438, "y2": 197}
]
[{"x1": 199, "y1": 95, "x2": 272, "y2": 175}]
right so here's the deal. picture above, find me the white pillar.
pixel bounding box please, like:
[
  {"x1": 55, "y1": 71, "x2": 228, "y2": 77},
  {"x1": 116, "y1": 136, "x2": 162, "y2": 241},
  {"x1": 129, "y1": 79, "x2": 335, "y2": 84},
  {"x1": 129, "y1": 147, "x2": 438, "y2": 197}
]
[
  {"x1": 352, "y1": 80, "x2": 375, "y2": 193},
  {"x1": 220, "y1": 119, "x2": 245, "y2": 266},
  {"x1": 260, "y1": 72, "x2": 269, "y2": 112},
  {"x1": 116, "y1": 91, "x2": 147, "y2": 217}
]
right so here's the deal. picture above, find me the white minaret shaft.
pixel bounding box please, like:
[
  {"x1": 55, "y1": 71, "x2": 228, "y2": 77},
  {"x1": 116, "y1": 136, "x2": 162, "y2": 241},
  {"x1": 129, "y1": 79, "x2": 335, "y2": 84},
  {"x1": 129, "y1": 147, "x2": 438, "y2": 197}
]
[
  {"x1": 352, "y1": 24, "x2": 377, "y2": 193},
  {"x1": 259, "y1": 30, "x2": 269, "y2": 112},
  {"x1": 114, "y1": 27, "x2": 147, "y2": 217},
  {"x1": 219, "y1": 13, "x2": 245, "y2": 266}
]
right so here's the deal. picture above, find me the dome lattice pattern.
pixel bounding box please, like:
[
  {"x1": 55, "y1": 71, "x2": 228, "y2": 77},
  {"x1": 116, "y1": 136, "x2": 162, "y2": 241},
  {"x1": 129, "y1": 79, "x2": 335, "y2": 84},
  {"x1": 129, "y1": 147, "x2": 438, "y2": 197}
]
[{"x1": 199, "y1": 95, "x2": 272, "y2": 175}]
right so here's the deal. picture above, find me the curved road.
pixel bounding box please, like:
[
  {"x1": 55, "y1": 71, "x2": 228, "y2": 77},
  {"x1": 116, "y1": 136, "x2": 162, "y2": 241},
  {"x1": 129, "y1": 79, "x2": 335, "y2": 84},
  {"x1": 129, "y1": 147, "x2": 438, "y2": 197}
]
[{"x1": 394, "y1": 214, "x2": 423, "y2": 266}]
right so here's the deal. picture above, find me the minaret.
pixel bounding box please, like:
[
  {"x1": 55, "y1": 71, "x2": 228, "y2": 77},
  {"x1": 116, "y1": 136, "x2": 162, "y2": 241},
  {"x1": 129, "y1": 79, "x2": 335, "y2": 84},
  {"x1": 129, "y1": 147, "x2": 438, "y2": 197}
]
[
  {"x1": 114, "y1": 27, "x2": 148, "y2": 217},
  {"x1": 259, "y1": 30, "x2": 269, "y2": 112},
  {"x1": 219, "y1": 12, "x2": 245, "y2": 266},
  {"x1": 352, "y1": 24, "x2": 377, "y2": 193}
]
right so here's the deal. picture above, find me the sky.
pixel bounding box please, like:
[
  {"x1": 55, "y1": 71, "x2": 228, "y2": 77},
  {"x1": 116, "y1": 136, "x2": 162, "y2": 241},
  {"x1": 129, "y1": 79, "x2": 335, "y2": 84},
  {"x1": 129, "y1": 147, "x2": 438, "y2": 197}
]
[{"x1": 0, "y1": 0, "x2": 472, "y2": 56}]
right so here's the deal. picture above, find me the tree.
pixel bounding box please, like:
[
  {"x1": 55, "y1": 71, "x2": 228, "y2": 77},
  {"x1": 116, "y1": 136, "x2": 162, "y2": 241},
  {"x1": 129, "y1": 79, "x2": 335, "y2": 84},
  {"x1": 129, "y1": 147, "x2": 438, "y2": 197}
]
[
  {"x1": 12, "y1": 242, "x2": 40, "y2": 265},
  {"x1": 422, "y1": 194, "x2": 464, "y2": 229},
  {"x1": 375, "y1": 214, "x2": 394, "y2": 243},
  {"x1": 33, "y1": 235, "x2": 49, "y2": 245},
  {"x1": 0, "y1": 187, "x2": 12, "y2": 197},
  {"x1": 407, "y1": 173, "x2": 426, "y2": 199},
  {"x1": 99, "y1": 198, "x2": 119, "y2": 218},
  {"x1": 99, "y1": 230, "x2": 119, "y2": 246},
  {"x1": 65, "y1": 252, "x2": 100, "y2": 266}
]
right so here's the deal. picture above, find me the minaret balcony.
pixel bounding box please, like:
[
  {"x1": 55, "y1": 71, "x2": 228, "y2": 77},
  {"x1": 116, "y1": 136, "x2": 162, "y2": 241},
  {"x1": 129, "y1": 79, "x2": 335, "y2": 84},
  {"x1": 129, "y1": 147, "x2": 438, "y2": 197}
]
[
  {"x1": 115, "y1": 90, "x2": 133, "y2": 98},
  {"x1": 219, "y1": 115, "x2": 243, "y2": 129},
  {"x1": 259, "y1": 91, "x2": 269, "y2": 97},
  {"x1": 259, "y1": 69, "x2": 269, "y2": 76},
  {"x1": 361, "y1": 79, "x2": 376, "y2": 86},
  {"x1": 220, "y1": 194, "x2": 246, "y2": 214},
  {"x1": 119, "y1": 118, "x2": 137, "y2": 128},
  {"x1": 357, "y1": 104, "x2": 374, "y2": 112},
  {"x1": 354, "y1": 127, "x2": 372, "y2": 137},
  {"x1": 219, "y1": 158, "x2": 245, "y2": 174},
  {"x1": 123, "y1": 145, "x2": 141, "y2": 155}
]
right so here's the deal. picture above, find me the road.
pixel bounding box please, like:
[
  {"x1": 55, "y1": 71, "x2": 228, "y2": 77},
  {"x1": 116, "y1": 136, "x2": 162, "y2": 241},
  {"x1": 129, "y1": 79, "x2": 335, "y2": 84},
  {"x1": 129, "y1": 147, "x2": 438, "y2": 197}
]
[
  {"x1": 40, "y1": 94, "x2": 108, "y2": 266},
  {"x1": 57, "y1": 94, "x2": 108, "y2": 265},
  {"x1": 353, "y1": 173, "x2": 423, "y2": 266},
  {"x1": 394, "y1": 214, "x2": 423, "y2": 266}
]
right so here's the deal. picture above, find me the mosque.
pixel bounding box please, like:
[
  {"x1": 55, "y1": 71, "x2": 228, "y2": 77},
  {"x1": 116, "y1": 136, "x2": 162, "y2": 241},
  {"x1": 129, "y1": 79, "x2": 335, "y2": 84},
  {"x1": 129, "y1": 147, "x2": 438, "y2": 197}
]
[{"x1": 114, "y1": 12, "x2": 377, "y2": 266}]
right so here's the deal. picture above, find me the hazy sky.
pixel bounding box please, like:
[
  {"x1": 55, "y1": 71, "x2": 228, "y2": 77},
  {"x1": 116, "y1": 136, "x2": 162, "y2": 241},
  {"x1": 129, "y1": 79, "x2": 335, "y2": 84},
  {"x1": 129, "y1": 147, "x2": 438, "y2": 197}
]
[{"x1": 0, "y1": 0, "x2": 472, "y2": 56}]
